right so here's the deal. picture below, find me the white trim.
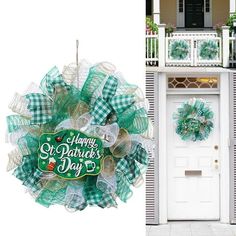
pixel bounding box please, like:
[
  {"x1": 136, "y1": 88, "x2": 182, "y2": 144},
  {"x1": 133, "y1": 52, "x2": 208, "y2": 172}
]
[
  {"x1": 177, "y1": 0, "x2": 184, "y2": 28},
  {"x1": 158, "y1": 72, "x2": 230, "y2": 223},
  {"x1": 204, "y1": 0, "x2": 212, "y2": 28},
  {"x1": 230, "y1": 0, "x2": 236, "y2": 14},
  {"x1": 153, "y1": 0, "x2": 160, "y2": 24},
  {"x1": 158, "y1": 73, "x2": 168, "y2": 224},
  {"x1": 219, "y1": 73, "x2": 230, "y2": 223},
  {"x1": 176, "y1": 0, "x2": 212, "y2": 28}
]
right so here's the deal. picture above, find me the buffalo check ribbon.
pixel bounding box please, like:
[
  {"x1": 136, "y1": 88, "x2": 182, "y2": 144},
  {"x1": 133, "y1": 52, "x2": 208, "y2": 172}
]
[
  {"x1": 116, "y1": 144, "x2": 148, "y2": 185},
  {"x1": 91, "y1": 76, "x2": 135, "y2": 125},
  {"x1": 13, "y1": 154, "x2": 43, "y2": 192},
  {"x1": 83, "y1": 176, "x2": 117, "y2": 208},
  {"x1": 25, "y1": 66, "x2": 70, "y2": 125}
]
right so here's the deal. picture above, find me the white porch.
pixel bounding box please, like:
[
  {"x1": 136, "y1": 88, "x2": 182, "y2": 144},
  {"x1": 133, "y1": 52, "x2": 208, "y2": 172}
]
[
  {"x1": 151, "y1": 0, "x2": 236, "y2": 25},
  {"x1": 147, "y1": 221, "x2": 236, "y2": 236},
  {"x1": 146, "y1": 25, "x2": 236, "y2": 68}
]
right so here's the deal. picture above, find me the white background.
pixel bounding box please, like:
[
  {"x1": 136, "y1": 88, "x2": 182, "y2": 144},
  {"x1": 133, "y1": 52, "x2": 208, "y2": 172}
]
[{"x1": 0, "y1": 1, "x2": 145, "y2": 236}]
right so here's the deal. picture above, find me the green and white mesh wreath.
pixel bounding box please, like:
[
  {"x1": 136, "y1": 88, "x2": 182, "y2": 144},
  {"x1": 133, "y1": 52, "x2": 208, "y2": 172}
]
[
  {"x1": 199, "y1": 40, "x2": 219, "y2": 60},
  {"x1": 170, "y1": 40, "x2": 189, "y2": 60},
  {"x1": 173, "y1": 98, "x2": 214, "y2": 142},
  {"x1": 6, "y1": 60, "x2": 153, "y2": 211}
]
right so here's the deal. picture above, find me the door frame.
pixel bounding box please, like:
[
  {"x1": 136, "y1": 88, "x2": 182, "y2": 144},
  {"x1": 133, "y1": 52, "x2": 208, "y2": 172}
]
[
  {"x1": 176, "y1": 0, "x2": 212, "y2": 28},
  {"x1": 158, "y1": 72, "x2": 230, "y2": 224}
]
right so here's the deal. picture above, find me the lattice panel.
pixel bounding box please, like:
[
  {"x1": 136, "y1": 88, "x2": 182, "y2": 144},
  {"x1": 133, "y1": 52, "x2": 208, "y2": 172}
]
[{"x1": 168, "y1": 77, "x2": 218, "y2": 89}]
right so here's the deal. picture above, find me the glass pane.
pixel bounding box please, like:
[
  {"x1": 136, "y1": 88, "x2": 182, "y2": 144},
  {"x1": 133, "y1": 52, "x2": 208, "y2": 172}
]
[{"x1": 168, "y1": 77, "x2": 218, "y2": 89}]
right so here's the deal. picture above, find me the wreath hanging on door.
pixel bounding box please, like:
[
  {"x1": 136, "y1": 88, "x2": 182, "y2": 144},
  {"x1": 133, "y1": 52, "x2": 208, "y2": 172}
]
[{"x1": 173, "y1": 98, "x2": 214, "y2": 141}]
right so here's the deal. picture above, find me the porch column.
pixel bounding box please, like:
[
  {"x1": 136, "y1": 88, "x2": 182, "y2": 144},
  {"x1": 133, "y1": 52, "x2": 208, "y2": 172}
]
[
  {"x1": 158, "y1": 24, "x2": 166, "y2": 67},
  {"x1": 230, "y1": 0, "x2": 236, "y2": 15},
  {"x1": 222, "y1": 26, "x2": 230, "y2": 68},
  {"x1": 153, "y1": 0, "x2": 160, "y2": 24}
]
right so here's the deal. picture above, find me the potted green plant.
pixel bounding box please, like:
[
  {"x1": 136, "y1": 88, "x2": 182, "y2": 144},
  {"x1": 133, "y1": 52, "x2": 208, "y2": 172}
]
[
  {"x1": 146, "y1": 17, "x2": 158, "y2": 33},
  {"x1": 226, "y1": 13, "x2": 236, "y2": 33},
  {"x1": 213, "y1": 22, "x2": 224, "y2": 36},
  {"x1": 165, "y1": 23, "x2": 176, "y2": 36}
]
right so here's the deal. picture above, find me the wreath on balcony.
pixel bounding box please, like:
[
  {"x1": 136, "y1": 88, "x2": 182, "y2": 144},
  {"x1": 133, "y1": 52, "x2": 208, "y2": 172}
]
[
  {"x1": 173, "y1": 98, "x2": 214, "y2": 142},
  {"x1": 6, "y1": 60, "x2": 153, "y2": 211},
  {"x1": 199, "y1": 40, "x2": 219, "y2": 60},
  {"x1": 170, "y1": 40, "x2": 189, "y2": 60}
]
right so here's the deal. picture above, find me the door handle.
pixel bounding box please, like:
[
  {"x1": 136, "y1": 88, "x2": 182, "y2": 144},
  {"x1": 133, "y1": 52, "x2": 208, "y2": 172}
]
[
  {"x1": 214, "y1": 145, "x2": 218, "y2": 150},
  {"x1": 214, "y1": 159, "x2": 219, "y2": 169}
]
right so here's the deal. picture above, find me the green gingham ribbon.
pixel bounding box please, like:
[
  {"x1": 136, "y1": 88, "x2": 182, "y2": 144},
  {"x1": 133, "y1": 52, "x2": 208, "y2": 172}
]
[
  {"x1": 115, "y1": 172, "x2": 133, "y2": 202},
  {"x1": 91, "y1": 76, "x2": 135, "y2": 125},
  {"x1": 116, "y1": 144, "x2": 148, "y2": 185},
  {"x1": 25, "y1": 67, "x2": 70, "y2": 125},
  {"x1": 13, "y1": 154, "x2": 43, "y2": 192},
  {"x1": 40, "y1": 66, "x2": 70, "y2": 97},
  {"x1": 83, "y1": 176, "x2": 117, "y2": 208}
]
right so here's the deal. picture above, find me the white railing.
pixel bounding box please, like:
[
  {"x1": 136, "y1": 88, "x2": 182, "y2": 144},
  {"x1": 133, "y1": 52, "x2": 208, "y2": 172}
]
[
  {"x1": 172, "y1": 31, "x2": 218, "y2": 37},
  {"x1": 145, "y1": 25, "x2": 236, "y2": 68},
  {"x1": 146, "y1": 31, "x2": 158, "y2": 66},
  {"x1": 166, "y1": 35, "x2": 222, "y2": 67},
  {"x1": 229, "y1": 32, "x2": 236, "y2": 66}
]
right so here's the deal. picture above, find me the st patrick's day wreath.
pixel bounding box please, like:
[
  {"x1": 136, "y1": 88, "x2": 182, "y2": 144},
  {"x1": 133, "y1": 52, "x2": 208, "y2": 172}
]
[
  {"x1": 6, "y1": 60, "x2": 153, "y2": 211},
  {"x1": 173, "y1": 98, "x2": 214, "y2": 142}
]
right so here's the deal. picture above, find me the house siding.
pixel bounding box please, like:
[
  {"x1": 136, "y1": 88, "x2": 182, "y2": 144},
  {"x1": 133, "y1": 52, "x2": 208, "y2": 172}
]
[
  {"x1": 160, "y1": 0, "x2": 177, "y2": 26},
  {"x1": 212, "y1": 0, "x2": 229, "y2": 27},
  {"x1": 159, "y1": 0, "x2": 230, "y2": 27}
]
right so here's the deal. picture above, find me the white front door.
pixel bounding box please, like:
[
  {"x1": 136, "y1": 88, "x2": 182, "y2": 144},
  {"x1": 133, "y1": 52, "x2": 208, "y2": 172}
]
[{"x1": 167, "y1": 95, "x2": 220, "y2": 220}]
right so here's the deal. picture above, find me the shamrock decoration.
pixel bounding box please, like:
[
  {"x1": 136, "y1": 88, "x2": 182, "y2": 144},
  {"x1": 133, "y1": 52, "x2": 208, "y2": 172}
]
[{"x1": 173, "y1": 98, "x2": 214, "y2": 141}]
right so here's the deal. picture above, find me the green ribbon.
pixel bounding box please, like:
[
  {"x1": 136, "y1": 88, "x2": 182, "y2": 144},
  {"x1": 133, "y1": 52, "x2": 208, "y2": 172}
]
[
  {"x1": 13, "y1": 154, "x2": 43, "y2": 192},
  {"x1": 83, "y1": 176, "x2": 117, "y2": 208},
  {"x1": 25, "y1": 66, "x2": 71, "y2": 125},
  {"x1": 116, "y1": 144, "x2": 148, "y2": 185},
  {"x1": 115, "y1": 172, "x2": 133, "y2": 202},
  {"x1": 91, "y1": 76, "x2": 135, "y2": 125},
  {"x1": 36, "y1": 187, "x2": 67, "y2": 208},
  {"x1": 6, "y1": 115, "x2": 31, "y2": 133}
]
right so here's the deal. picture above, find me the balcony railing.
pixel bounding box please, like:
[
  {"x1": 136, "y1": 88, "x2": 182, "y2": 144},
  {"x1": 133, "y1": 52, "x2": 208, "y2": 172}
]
[
  {"x1": 146, "y1": 31, "x2": 158, "y2": 66},
  {"x1": 146, "y1": 25, "x2": 235, "y2": 68}
]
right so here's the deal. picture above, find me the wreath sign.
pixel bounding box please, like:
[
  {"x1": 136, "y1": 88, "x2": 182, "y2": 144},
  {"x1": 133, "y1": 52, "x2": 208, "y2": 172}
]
[
  {"x1": 173, "y1": 98, "x2": 214, "y2": 141},
  {"x1": 199, "y1": 40, "x2": 219, "y2": 60},
  {"x1": 170, "y1": 39, "x2": 190, "y2": 60},
  {"x1": 6, "y1": 60, "x2": 152, "y2": 211}
]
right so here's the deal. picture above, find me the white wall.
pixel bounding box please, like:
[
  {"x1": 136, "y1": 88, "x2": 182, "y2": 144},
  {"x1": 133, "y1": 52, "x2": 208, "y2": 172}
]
[{"x1": 0, "y1": 1, "x2": 145, "y2": 236}]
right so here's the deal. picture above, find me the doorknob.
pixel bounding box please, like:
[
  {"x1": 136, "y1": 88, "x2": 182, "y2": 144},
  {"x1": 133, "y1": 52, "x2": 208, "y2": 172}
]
[{"x1": 214, "y1": 145, "x2": 218, "y2": 150}]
